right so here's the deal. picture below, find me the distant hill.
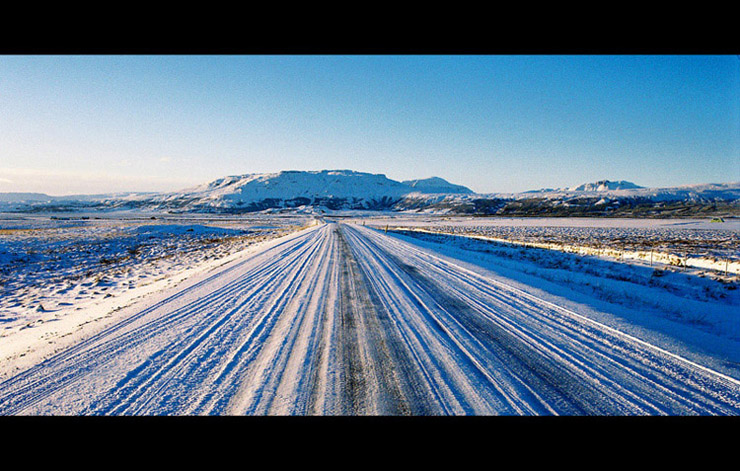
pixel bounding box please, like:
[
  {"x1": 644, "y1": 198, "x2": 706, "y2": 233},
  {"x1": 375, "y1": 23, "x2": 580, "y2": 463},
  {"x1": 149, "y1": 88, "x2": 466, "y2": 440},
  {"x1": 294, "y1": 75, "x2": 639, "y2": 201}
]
[
  {"x1": 0, "y1": 192, "x2": 55, "y2": 203},
  {"x1": 401, "y1": 177, "x2": 473, "y2": 194},
  {"x1": 0, "y1": 192, "x2": 158, "y2": 212},
  {"x1": 523, "y1": 180, "x2": 643, "y2": 193},
  {"x1": 565, "y1": 180, "x2": 643, "y2": 192},
  {"x1": 395, "y1": 182, "x2": 740, "y2": 217}
]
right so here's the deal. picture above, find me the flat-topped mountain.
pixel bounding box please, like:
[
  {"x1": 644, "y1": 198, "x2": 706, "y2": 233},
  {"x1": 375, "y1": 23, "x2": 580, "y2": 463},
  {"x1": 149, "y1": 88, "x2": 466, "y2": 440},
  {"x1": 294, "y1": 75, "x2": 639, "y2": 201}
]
[{"x1": 139, "y1": 170, "x2": 474, "y2": 212}]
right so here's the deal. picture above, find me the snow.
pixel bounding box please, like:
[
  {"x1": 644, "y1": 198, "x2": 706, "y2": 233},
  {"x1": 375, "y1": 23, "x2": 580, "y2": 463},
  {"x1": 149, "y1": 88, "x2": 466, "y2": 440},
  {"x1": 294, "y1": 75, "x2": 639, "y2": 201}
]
[
  {"x1": 394, "y1": 181, "x2": 738, "y2": 204},
  {"x1": 2, "y1": 174, "x2": 737, "y2": 216},
  {"x1": 2, "y1": 214, "x2": 740, "y2": 415},
  {"x1": 129, "y1": 224, "x2": 245, "y2": 236},
  {"x1": 0, "y1": 213, "x2": 315, "y2": 378},
  {"x1": 565, "y1": 179, "x2": 643, "y2": 192},
  {"x1": 511, "y1": 181, "x2": 740, "y2": 201},
  {"x1": 359, "y1": 216, "x2": 740, "y2": 274},
  {"x1": 146, "y1": 170, "x2": 423, "y2": 211},
  {"x1": 401, "y1": 177, "x2": 473, "y2": 194}
]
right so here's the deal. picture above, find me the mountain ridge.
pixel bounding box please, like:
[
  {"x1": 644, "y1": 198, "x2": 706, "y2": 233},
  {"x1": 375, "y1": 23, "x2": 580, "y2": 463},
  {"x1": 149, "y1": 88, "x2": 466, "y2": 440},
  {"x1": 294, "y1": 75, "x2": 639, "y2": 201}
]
[
  {"x1": 146, "y1": 170, "x2": 472, "y2": 212},
  {"x1": 1, "y1": 171, "x2": 738, "y2": 217}
]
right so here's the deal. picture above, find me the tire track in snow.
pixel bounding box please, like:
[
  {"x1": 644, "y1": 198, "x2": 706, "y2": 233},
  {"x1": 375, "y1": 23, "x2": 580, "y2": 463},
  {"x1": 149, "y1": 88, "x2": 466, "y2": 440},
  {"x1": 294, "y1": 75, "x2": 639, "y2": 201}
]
[
  {"x1": 0, "y1": 225, "x2": 328, "y2": 415},
  {"x1": 331, "y1": 227, "x2": 437, "y2": 415},
  {"x1": 347, "y1": 224, "x2": 740, "y2": 415},
  {"x1": 2, "y1": 222, "x2": 739, "y2": 415}
]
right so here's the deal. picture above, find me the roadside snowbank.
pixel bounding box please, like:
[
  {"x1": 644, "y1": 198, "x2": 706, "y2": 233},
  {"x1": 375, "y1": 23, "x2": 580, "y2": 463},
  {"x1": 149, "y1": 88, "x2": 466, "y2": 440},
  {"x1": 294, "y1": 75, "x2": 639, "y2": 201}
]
[
  {"x1": 0, "y1": 215, "x2": 313, "y2": 379},
  {"x1": 383, "y1": 228, "x2": 740, "y2": 379}
]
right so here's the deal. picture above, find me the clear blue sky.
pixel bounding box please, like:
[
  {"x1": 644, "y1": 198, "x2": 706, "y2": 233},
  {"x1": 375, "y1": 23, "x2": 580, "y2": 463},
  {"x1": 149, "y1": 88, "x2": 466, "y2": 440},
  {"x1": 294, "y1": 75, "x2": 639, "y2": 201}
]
[{"x1": 0, "y1": 55, "x2": 737, "y2": 195}]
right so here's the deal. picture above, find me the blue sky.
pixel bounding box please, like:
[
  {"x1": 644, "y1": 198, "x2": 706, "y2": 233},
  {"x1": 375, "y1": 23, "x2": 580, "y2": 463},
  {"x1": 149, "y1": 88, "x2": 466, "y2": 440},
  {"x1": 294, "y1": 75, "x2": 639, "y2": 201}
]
[{"x1": 0, "y1": 55, "x2": 737, "y2": 195}]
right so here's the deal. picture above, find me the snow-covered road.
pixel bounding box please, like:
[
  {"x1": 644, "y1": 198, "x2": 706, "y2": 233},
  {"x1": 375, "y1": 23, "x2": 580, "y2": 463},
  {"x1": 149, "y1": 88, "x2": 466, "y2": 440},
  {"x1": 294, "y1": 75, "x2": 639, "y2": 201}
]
[{"x1": 2, "y1": 223, "x2": 740, "y2": 415}]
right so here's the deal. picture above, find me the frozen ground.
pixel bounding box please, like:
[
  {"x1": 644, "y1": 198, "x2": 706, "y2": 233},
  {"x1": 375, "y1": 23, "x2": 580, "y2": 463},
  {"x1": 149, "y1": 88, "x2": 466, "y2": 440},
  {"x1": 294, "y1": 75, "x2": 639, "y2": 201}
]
[
  {"x1": 0, "y1": 212, "x2": 312, "y2": 377},
  {"x1": 1, "y1": 220, "x2": 739, "y2": 415},
  {"x1": 358, "y1": 216, "x2": 740, "y2": 275},
  {"x1": 358, "y1": 215, "x2": 740, "y2": 230}
]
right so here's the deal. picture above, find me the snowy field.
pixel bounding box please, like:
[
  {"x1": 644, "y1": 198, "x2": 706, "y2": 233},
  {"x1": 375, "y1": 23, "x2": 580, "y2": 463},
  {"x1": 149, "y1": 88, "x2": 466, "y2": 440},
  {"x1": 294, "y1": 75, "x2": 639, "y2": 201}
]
[
  {"x1": 0, "y1": 212, "x2": 313, "y2": 377},
  {"x1": 1, "y1": 216, "x2": 740, "y2": 415},
  {"x1": 357, "y1": 216, "x2": 740, "y2": 276},
  {"x1": 356, "y1": 216, "x2": 740, "y2": 335}
]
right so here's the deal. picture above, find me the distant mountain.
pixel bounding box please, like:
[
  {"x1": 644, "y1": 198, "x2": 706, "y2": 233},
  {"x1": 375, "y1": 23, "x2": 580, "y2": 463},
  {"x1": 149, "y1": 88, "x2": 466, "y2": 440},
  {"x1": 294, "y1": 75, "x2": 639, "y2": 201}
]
[
  {"x1": 518, "y1": 182, "x2": 738, "y2": 201},
  {"x1": 111, "y1": 170, "x2": 473, "y2": 213},
  {"x1": 0, "y1": 192, "x2": 156, "y2": 202},
  {"x1": 2, "y1": 172, "x2": 738, "y2": 217},
  {"x1": 565, "y1": 180, "x2": 643, "y2": 192},
  {"x1": 142, "y1": 170, "x2": 413, "y2": 212},
  {"x1": 394, "y1": 182, "x2": 740, "y2": 217},
  {"x1": 0, "y1": 191, "x2": 157, "y2": 212},
  {"x1": 402, "y1": 177, "x2": 473, "y2": 194},
  {"x1": 520, "y1": 180, "x2": 642, "y2": 194},
  {"x1": 0, "y1": 192, "x2": 54, "y2": 203}
]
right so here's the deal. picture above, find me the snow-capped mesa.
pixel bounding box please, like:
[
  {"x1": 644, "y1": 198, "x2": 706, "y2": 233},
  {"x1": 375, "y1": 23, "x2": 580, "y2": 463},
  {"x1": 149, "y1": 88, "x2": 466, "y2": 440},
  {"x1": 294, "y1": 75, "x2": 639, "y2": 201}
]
[
  {"x1": 181, "y1": 170, "x2": 410, "y2": 200},
  {"x1": 402, "y1": 177, "x2": 474, "y2": 194},
  {"x1": 565, "y1": 180, "x2": 643, "y2": 192},
  {"x1": 147, "y1": 170, "x2": 414, "y2": 212}
]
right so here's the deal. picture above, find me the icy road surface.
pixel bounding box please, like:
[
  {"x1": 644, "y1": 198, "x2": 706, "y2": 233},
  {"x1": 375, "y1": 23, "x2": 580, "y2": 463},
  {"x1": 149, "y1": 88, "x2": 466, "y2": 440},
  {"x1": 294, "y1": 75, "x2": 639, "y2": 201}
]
[{"x1": 1, "y1": 223, "x2": 740, "y2": 415}]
